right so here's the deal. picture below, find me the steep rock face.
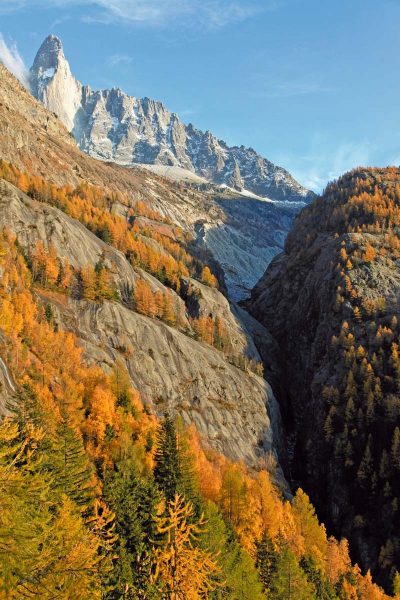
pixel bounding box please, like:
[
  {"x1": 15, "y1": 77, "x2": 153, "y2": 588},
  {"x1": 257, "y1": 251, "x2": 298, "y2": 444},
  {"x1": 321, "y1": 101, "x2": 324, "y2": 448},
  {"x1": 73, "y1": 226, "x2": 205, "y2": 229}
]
[
  {"x1": 0, "y1": 178, "x2": 285, "y2": 476},
  {"x1": 0, "y1": 180, "x2": 139, "y2": 294},
  {"x1": 30, "y1": 35, "x2": 82, "y2": 132},
  {"x1": 1, "y1": 61, "x2": 304, "y2": 300},
  {"x1": 30, "y1": 35, "x2": 314, "y2": 204},
  {"x1": 44, "y1": 294, "x2": 283, "y2": 469},
  {"x1": 248, "y1": 168, "x2": 400, "y2": 589},
  {"x1": 201, "y1": 195, "x2": 301, "y2": 299}
]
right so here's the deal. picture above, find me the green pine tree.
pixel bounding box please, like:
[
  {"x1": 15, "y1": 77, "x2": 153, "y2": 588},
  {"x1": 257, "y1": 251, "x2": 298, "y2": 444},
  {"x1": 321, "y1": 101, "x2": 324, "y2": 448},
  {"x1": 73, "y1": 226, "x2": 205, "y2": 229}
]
[
  {"x1": 153, "y1": 414, "x2": 182, "y2": 502},
  {"x1": 270, "y1": 547, "x2": 316, "y2": 600},
  {"x1": 201, "y1": 502, "x2": 264, "y2": 600},
  {"x1": 103, "y1": 468, "x2": 161, "y2": 598},
  {"x1": 300, "y1": 556, "x2": 339, "y2": 600},
  {"x1": 45, "y1": 415, "x2": 95, "y2": 510},
  {"x1": 255, "y1": 530, "x2": 278, "y2": 595}
]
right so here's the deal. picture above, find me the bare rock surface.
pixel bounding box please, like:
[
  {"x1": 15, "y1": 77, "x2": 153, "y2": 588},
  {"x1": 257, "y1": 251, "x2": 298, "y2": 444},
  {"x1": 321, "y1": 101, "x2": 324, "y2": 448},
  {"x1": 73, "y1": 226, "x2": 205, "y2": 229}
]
[
  {"x1": 47, "y1": 293, "x2": 283, "y2": 469},
  {"x1": 0, "y1": 179, "x2": 285, "y2": 480}
]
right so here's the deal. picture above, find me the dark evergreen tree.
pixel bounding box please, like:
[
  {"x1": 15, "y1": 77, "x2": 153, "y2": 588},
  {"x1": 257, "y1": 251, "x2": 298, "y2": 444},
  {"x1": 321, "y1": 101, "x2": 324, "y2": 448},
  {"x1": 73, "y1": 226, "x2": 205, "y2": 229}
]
[
  {"x1": 103, "y1": 469, "x2": 161, "y2": 599},
  {"x1": 154, "y1": 414, "x2": 201, "y2": 512},
  {"x1": 201, "y1": 502, "x2": 264, "y2": 600},
  {"x1": 153, "y1": 414, "x2": 181, "y2": 502},
  {"x1": 46, "y1": 415, "x2": 95, "y2": 510},
  {"x1": 175, "y1": 417, "x2": 201, "y2": 511},
  {"x1": 300, "y1": 556, "x2": 339, "y2": 600},
  {"x1": 255, "y1": 531, "x2": 278, "y2": 595},
  {"x1": 270, "y1": 547, "x2": 316, "y2": 599}
]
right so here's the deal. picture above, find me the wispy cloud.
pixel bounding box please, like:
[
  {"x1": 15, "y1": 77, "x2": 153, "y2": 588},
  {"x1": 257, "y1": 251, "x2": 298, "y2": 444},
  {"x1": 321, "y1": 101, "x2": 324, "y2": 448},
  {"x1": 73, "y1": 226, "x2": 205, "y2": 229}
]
[
  {"x1": 49, "y1": 14, "x2": 72, "y2": 28},
  {"x1": 200, "y1": 1, "x2": 267, "y2": 29},
  {"x1": 106, "y1": 53, "x2": 133, "y2": 67},
  {"x1": 179, "y1": 107, "x2": 199, "y2": 118},
  {"x1": 278, "y1": 136, "x2": 375, "y2": 193},
  {"x1": 0, "y1": 0, "x2": 27, "y2": 13},
  {"x1": 250, "y1": 74, "x2": 335, "y2": 99},
  {"x1": 0, "y1": 0, "x2": 273, "y2": 29},
  {"x1": 0, "y1": 33, "x2": 30, "y2": 88},
  {"x1": 262, "y1": 81, "x2": 334, "y2": 99}
]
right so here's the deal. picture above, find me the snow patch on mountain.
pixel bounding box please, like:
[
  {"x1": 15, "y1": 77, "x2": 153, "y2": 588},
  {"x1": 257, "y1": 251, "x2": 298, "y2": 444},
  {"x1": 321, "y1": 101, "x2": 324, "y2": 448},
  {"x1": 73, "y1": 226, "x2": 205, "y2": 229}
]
[{"x1": 138, "y1": 163, "x2": 210, "y2": 184}]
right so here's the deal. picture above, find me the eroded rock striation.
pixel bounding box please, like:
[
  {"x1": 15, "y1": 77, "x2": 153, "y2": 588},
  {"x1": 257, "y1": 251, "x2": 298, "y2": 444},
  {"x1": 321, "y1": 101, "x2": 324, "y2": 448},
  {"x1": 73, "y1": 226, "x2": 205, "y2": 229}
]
[{"x1": 0, "y1": 176, "x2": 285, "y2": 479}]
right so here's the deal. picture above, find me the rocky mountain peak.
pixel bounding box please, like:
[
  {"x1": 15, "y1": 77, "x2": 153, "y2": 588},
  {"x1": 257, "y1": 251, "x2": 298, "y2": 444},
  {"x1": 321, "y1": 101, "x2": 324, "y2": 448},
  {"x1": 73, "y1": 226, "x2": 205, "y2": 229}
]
[
  {"x1": 30, "y1": 35, "x2": 314, "y2": 203},
  {"x1": 30, "y1": 35, "x2": 82, "y2": 131},
  {"x1": 32, "y1": 34, "x2": 64, "y2": 70}
]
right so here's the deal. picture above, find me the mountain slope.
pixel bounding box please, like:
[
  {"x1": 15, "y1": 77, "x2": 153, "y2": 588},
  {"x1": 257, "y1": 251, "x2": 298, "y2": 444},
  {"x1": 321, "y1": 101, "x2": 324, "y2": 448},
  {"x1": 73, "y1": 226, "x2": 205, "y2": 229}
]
[
  {"x1": 0, "y1": 62, "x2": 289, "y2": 476},
  {"x1": 1, "y1": 61, "x2": 303, "y2": 301},
  {"x1": 30, "y1": 35, "x2": 314, "y2": 204},
  {"x1": 248, "y1": 167, "x2": 400, "y2": 591}
]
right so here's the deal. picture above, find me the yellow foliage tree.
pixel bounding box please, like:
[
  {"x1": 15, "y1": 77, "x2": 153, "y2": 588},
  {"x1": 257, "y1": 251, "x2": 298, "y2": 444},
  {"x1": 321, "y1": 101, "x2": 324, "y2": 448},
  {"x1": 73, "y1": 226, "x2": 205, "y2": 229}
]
[
  {"x1": 201, "y1": 266, "x2": 218, "y2": 288},
  {"x1": 151, "y1": 494, "x2": 221, "y2": 599},
  {"x1": 364, "y1": 243, "x2": 376, "y2": 262}
]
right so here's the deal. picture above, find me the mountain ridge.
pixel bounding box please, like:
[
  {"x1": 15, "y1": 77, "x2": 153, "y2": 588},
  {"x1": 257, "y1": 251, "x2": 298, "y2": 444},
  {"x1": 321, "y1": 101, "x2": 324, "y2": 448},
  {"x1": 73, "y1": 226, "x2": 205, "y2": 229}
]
[
  {"x1": 30, "y1": 35, "x2": 314, "y2": 203},
  {"x1": 0, "y1": 44, "x2": 395, "y2": 600},
  {"x1": 0, "y1": 60, "x2": 288, "y2": 475},
  {"x1": 1, "y1": 59, "x2": 304, "y2": 301}
]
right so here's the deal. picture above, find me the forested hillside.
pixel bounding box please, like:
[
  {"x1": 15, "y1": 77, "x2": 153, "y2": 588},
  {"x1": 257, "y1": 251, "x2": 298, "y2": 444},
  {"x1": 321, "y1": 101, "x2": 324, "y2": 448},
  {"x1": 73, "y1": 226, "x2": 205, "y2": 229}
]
[
  {"x1": 0, "y1": 223, "x2": 392, "y2": 597},
  {"x1": 249, "y1": 167, "x2": 400, "y2": 594}
]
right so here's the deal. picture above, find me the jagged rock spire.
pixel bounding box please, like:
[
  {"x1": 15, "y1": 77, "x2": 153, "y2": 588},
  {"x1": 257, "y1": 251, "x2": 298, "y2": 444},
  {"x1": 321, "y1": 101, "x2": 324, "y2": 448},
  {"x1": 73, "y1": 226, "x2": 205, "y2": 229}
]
[
  {"x1": 31, "y1": 35, "x2": 64, "y2": 73},
  {"x1": 30, "y1": 34, "x2": 83, "y2": 132}
]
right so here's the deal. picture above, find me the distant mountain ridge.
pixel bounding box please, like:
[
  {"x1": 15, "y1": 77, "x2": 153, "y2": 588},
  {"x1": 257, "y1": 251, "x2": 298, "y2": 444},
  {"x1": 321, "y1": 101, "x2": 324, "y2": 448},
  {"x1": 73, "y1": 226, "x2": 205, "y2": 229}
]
[{"x1": 30, "y1": 35, "x2": 314, "y2": 203}]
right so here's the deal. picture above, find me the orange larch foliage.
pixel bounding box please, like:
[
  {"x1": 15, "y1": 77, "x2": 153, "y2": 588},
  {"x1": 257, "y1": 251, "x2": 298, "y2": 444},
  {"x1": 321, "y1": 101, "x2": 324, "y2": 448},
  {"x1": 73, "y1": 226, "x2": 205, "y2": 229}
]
[
  {"x1": 0, "y1": 229, "x2": 157, "y2": 466},
  {"x1": 364, "y1": 242, "x2": 377, "y2": 262},
  {"x1": 201, "y1": 266, "x2": 218, "y2": 288}
]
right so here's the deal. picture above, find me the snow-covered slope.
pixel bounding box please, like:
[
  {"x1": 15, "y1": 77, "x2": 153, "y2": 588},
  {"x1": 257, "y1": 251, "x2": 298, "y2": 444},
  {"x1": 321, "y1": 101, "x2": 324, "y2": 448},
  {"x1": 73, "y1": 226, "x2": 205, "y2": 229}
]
[
  {"x1": 30, "y1": 35, "x2": 314, "y2": 203},
  {"x1": 137, "y1": 164, "x2": 210, "y2": 185}
]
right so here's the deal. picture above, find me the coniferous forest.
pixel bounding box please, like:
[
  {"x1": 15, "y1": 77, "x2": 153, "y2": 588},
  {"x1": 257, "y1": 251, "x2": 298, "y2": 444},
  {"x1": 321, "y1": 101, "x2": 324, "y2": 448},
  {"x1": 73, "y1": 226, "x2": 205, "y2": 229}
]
[{"x1": 0, "y1": 163, "x2": 396, "y2": 599}]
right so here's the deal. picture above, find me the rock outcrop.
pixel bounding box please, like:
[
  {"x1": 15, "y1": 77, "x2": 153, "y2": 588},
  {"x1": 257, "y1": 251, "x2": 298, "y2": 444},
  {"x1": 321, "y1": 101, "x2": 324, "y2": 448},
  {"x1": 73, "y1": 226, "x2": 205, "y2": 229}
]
[
  {"x1": 248, "y1": 167, "x2": 400, "y2": 587},
  {"x1": 45, "y1": 294, "x2": 282, "y2": 468}
]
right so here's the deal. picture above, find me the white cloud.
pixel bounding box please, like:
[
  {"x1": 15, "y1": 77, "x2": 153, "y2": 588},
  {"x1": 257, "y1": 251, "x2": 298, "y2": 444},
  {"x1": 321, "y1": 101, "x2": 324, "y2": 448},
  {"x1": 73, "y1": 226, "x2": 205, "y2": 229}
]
[
  {"x1": 0, "y1": 0, "x2": 27, "y2": 13},
  {"x1": 0, "y1": 0, "x2": 272, "y2": 29},
  {"x1": 200, "y1": 1, "x2": 266, "y2": 29},
  {"x1": 179, "y1": 107, "x2": 199, "y2": 118},
  {"x1": 265, "y1": 82, "x2": 334, "y2": 98},
  {"x1": 0, "y1": 33, "x2": 30, "y2": 88}
]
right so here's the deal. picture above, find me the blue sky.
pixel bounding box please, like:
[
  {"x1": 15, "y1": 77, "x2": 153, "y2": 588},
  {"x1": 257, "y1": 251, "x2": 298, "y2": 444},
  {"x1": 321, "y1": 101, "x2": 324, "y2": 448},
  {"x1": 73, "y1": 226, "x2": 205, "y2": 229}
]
[{"x1": 0, "y1": 0, "x2": 399, "y2": 191}]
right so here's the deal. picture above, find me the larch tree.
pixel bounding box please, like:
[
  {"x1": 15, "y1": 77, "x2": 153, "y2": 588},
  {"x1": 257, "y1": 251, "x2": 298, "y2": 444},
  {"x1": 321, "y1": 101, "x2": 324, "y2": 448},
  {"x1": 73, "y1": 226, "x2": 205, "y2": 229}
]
[
  {"x1": 201, "y1": 266, "x2": 218, "y2": 288},
  {"x1": 150, "y1": 494, "x2": 221, "y2": 599}
]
